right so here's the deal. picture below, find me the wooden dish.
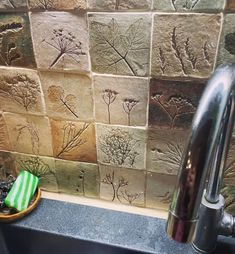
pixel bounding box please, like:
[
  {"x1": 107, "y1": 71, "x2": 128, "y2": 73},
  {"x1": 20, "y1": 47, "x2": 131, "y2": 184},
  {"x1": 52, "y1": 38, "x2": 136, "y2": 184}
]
[{"x1": 0, "y1": 188, "x2": 41, "y2": 223}]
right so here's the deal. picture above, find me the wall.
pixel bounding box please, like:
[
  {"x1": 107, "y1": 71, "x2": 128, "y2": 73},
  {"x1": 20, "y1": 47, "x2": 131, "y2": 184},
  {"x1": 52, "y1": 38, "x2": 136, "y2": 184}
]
[{"x1": 0, "y1": 0, "x2": 235, "y2": 213}]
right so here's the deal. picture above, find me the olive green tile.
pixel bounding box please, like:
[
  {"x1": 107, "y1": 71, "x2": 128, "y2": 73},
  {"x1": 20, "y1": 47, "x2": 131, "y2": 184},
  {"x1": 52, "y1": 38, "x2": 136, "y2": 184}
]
[
  {"x1": 55, "y1": 159, "x2": 99, "y2": 198},
  {"x1": 99, "y1": 164, "x2": 145, "y2": 207},
  {"x1": 0, "y1": 151, "x2": 16, "y2": 179},
  {"x1": 221, "y1": 185, "x2": 235, "y2": 216},
  {"x1": 224, "y1": 138, "x2": 235, "y2": 186}
]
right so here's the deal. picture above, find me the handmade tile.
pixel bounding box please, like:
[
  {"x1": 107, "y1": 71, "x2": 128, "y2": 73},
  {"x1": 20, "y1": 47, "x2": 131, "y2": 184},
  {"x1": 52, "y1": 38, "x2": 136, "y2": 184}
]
[
  {"x1": 0, "y1": 67, "x2": 44, "y2": 115},
  {"x1": 221, "y1": 185, "x2": 235, "y2": 216},
  {"x1": 94, "y1": 75, "x2": 148, "y2": 126},
  {"x1": 147, "y1": 129, "x2": 188, "y2": 175},
  {"x1": 99, "y1": 164, "x2": 145, "y2": 207},
  {"x1": 217, "y1": 14, "x2": 235, "y2": 66},
  {"x1": 30, "y1": 12, "x2": 89, "y2": 72},
  {"x1": 153, "y1": 0, "x2": 226, "y2": 12},
  {"x1": 224, "y1": 138, "x2": 235, "y2": 186},
  {"x1": 0, "y1": 0, "x2": 27, "y2": 10},
  {"x1": 227, "y1": 0, "x2": 235, "y2": 11},
  {"x1": 0, "y1": 114, "x2": 11, "y2": 151},
  {"x1": 151, "y1": 14, "x2": 221, "y2": 79},
  {"x1": 96, "y1": 124, "x2": 147, "y2": 170},
  {"x1": 0, "y1": 151, "x2": 16, "y2": 179},
  {"x1": 14, "y1": 153, "x2": 58, "y2": 192},
  {"x1": 146, "y1": 172, "x2": 177, "y2": 210},
  {"x1": 55, "y1": 159, "x2": 99, "y2": 198},
  {"x1": 0, "y1": 13, "x2": 35, "y2": 68},
  {"x1": 88, "y1": 0, "x2": 150, "y2": 10},
  {"x1": 50, "y1": 119, "x2": 97, "y2": 163},
  {"x1": 40, "y1": 71, "x2": 93, "y2": 121},
  {"x1": 89, "y1": 13, "x2": 151, "y2": 77},
  {"x1": 149, "y1": 79, "x2": 205, "y2": 129},
  {"x1": 4, "y1": 113, "x2": 53, "y2": 156},
  {"x1": 28, "y1": 0, "x2": 86, "y2": 11}
]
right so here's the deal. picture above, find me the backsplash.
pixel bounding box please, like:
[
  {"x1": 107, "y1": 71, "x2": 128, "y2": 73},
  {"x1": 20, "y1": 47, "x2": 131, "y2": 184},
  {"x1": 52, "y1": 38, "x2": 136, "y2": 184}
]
[{"x1": 0, "y1": 0, "x2": 235, "y2": 213}]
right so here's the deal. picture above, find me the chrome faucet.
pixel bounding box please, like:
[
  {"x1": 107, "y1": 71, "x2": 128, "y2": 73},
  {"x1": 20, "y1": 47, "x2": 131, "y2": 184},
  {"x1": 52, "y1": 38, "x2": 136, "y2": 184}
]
[{"x1": 166, "y1": 64, "x2": 235, "y2": 253}]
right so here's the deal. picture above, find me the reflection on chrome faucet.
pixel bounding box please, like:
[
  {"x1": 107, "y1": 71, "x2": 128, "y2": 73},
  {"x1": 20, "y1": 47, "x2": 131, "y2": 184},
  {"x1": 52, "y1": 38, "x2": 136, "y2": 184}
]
[{"x1": 166, "y1": 64, "x2": 235, "y2": 253}]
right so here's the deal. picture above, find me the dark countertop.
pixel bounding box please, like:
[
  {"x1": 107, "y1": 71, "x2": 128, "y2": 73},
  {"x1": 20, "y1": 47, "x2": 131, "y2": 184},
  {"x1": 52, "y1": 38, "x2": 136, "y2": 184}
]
[{"x1": 1, "y1": 198, "x2": 235, "y2": 254}]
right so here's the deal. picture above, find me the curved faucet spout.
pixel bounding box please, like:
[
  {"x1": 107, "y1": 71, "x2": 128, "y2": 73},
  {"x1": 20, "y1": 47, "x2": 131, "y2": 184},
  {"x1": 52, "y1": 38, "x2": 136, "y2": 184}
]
[{"x1": 166, "y1": 65, "x2": 235, "y2": 243}]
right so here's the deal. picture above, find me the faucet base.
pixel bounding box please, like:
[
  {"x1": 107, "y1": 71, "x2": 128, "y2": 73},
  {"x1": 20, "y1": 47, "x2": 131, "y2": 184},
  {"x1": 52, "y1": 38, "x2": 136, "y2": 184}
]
[{"x1": 191, "y1": 242, "x2": 216, "y2": 254}]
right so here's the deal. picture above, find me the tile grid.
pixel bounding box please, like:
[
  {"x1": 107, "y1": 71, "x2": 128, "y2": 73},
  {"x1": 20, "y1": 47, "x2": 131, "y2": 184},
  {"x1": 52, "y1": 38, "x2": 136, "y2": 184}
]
[{"x1": 0, "y1": 0, "x2": 234, "y2": 211}]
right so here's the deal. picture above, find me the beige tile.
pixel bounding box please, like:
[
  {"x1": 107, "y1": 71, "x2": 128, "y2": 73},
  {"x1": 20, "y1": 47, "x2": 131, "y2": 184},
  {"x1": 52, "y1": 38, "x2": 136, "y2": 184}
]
[
  {"x1": 0, "y1": 67, "x2": 44, "y2": 115},
  {"x1": 100, "y1": 164, "x2": 145, "y2": 207},
  {"x1": 0, "y1": 151, "x2": 16, "y2": 179},
  {"x1": 94, "y1": 75, "x2": 148, "y2": 126},
  {"x1": 96, "y1": 124, "x2": 147, "y2": 170},
  {"x1": 147, "y1": 129, "x2": 188, "y2": 175},
  {"x1": 4, "y1": 113, "x2": 53, "y2": 156},
  {"x1": 55, "y1": 159, "x2": 99, "y2": 198},
  {"x1": 28, "y1": 0, "x2": 86, "y2": 10},
  {"x1": 146, "y1": 172, "x2": 177, "y2": 210},
  {"x1": 50, "y1": 119, "x2": 97, "y2": 163},
  {"x1": 0, "y1": 0, "x2": 27, "y2": 10},
  {"x1": 221, "y1": 185, "x2": 235, "y2": 216},
  {"x1": 30, "y1": 12, "x2": 89, "y2": 72},
  {"x1": 14, "y1": 153, "x2": 58, "y2": 192},
  {"x1": 0, "y1": 114, "x2": 11, "y2": 151},
  {"x1": 224, "y1": 138, "x2": 235, "y2": 186},
  {"x1": 151, "y1": 14, "x2": 222, "y2": 78},
  {"x1": 40, "y1": 71, "x2": 93, "y2": 121}
]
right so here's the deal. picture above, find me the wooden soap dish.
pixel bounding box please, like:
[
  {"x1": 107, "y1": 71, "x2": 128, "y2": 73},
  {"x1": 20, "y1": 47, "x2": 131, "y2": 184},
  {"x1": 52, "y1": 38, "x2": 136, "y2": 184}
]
[{"x1": 0, "y1": 188, "x2": 41, "y2": 223}]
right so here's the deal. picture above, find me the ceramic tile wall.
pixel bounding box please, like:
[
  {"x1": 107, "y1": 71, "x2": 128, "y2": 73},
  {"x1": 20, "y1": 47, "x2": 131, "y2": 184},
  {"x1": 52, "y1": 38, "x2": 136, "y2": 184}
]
[{"x1": 0, "y1": 0, "x2": 235, "y2": 213}]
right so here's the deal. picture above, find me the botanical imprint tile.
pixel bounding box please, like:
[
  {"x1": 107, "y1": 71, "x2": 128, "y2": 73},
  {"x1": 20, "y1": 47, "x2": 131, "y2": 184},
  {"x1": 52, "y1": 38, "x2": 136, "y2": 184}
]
[
  {"x1": 227, "y1": 0, "x2": 235, "y2": 11},
  {"x1": 14, "y1": 153, "x2": 58, "y2": 192},
  {"x1": 222, "y1": 184, "x2": 235, "y2": 216},
  {"x1": 89, "y1": 13, "x2": 151, "y2": 77},
  {"x1": 146, "y1": 172, "x2": 177, "y2": 210},
  {"x1": 0, "y1": 67, "x2": 44, "y2": 115},
  {"x1": 224, "y1": 138, "x2": 235, "y2": 186},
  {"x1": 149, "y1": 79, "x2": 205, "y2": 129},
  {"x1": 99, "y1": 165, "x2": 145, "y2": 207},
  {"x1": 55, "y1": 159, "x2": 99, "y2": 198},
  {"x1": 0, "y1": 13, "x2": 36, "y2": 68},
  {"x1": 0, "y1": 114, "x2": 11, "y2": 151},
  {"x1": 217, "y1": 15, "x2": 235, "y2": 66},
  {"x1": 30, "y1": 12, "x2": 89, "y2": 72},
  {"x1": 0, "y1": 0, "x2": 27, "y2": 10},
  {"x1": 96, "y1": 124, "x2": 147, "y2": 170},
  {"x1": 40, "y1": 71, "x2": 93, "y2": 121},
  {"x1": 0, "y1": 151, "x2": 16, "y2": 179},
  {"x1": 93, "y1": 75, "x2": 148, "y2": 126},
  {"x1": 147, "y1": 129, "x2": 188, "y2": 175},
  {"x1": 88, "y1": 0, "x2": 150, "y2": 10},
  {"x1": 28, "y1": 0, "x2": 86, "y2": 11},
  {"x1": 4, "y1": 113, "x2": 53, "y2": 157},
  {"x1": 153, "y1": 0, "x2": 226, "y2": 12},
  {"x1": 151, "y1": 14, "x2": 221, "y2": 78},
  {"x1": 50, "y1": 119, "x2": 97, "y2": 163}
]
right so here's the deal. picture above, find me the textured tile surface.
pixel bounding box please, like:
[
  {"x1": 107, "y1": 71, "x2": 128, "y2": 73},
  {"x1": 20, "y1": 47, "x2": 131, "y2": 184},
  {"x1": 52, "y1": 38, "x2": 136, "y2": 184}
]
[
  {"x1": 88, "y1": 0, "x2": 151, "y2": 10},
  {"x1": 28, "y1": 0, "x2": 86, "y2": 10},
  {"x1": 0, "y1": 67, "x2": 44, "y2": 115},
  {"x1": 40, "y1": 71, "x2": 93, "y2": 121},
  {"x1": 4, "y1": 113, "x2": 53, "y2": 156},
  {"x1": 0, "y1": 13, "x2": 35, "y2": 68},
  {"x1": 147, "y1": 129, "x2": 188, "y2": 175},
  {"x1": 30, "y1": 12, "x2": 89, "y2": 72},
  {"x1": 0, "y1": 0, "x2": 27, "y2": 10},
  {"x1": 217, "y1": 14, "x2": 235, "y2": 65},
  {"x1": 14, "y1": 153, "x2": 58, "y2": 192},
  {"x1": 89, "y1": 13, "x2": 151, "y2": 76},
  {"x1": 50, "y1": 119, "x2": 97, "y2": 163},
  {"x1": 151, "y1": 14, "x2": 221, "y2": 78},
  {"x1": 149, "y1": 79, "x2": 205, "y2": 129},
  {"x1": 0, "y1": 151, "x2": 16, "y2": 179},
  {"x1": 55, "y1": 159, "x2": 99, "y2": 198},
  {"x1": 94, "y1": 75, "x2": 148, "y2": 126},
  {"x1": 96, "y1": 124, "x2": 147, "y2": 170},
  {"x1": 146, "y1": 172, "x2": 177, "y2": 210},
  {"x1": 100, "y1": 164, "x2": 145, "y2": 206},
  {"x1": 224, "y1": 138, "x2": 235, "y2": 186},
  {"x1": 0, "y1": 114, "x2": 11, "y2": 151},
  {"x1": 153, "y1": 0, "x2": 226, "y2": 12},
  {"x1": 227, "y1": 0, "x2": 235, "y2": 10}
]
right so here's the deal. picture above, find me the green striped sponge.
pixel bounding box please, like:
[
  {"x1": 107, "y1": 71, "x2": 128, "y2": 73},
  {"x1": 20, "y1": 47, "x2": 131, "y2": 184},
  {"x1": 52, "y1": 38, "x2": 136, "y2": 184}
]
[{"x1": 5, "y1": 171, "x2": 39, "y2": 212}]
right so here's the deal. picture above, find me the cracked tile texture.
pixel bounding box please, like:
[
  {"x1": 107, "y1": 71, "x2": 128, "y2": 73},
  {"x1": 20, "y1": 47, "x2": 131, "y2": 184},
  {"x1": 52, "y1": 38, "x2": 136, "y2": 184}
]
[{"x1": 0, "y1": 3, "x2": 234, "y2": 214}]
